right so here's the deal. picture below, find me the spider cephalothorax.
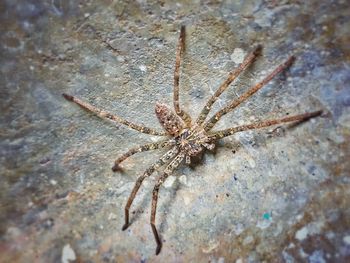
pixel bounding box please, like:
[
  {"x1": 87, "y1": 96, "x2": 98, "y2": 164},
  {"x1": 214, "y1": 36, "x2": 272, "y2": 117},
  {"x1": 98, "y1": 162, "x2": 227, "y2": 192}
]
[
  {"x1": 177, "y1": 126, "x2": 215, "y2": 158},
  {"x1": 63, "y1": 26, "x2": 322, "y2": 255},
  {"x1": 156, "y1": 102, "x2": 213, "y2": 161}
]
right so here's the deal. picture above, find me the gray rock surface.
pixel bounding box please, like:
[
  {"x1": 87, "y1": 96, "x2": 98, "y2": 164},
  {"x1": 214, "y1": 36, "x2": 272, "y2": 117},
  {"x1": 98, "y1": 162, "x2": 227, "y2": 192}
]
[{"x1": 1, "y1": 0, "x2": 349, "y2": 262}]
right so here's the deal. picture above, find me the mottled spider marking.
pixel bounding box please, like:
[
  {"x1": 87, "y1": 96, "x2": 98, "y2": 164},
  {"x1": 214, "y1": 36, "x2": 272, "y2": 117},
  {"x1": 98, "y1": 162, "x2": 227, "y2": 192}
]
[
  {"x1": 176, "y1": 124, "x2": 214, "y2": 158},
  {"x1": 155, "y1": 102, "x2": 185, "y2": 136}
]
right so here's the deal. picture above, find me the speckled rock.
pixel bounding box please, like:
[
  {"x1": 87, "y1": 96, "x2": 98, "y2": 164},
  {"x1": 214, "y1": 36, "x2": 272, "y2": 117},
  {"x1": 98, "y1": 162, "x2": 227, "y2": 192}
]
[{"x1": 1, "y1": 0, "x2": 349, "y2": 262}]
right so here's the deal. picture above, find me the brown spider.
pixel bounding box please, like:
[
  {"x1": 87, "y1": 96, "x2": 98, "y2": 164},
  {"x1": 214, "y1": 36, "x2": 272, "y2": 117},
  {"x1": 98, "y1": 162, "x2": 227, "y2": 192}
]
[{"x1": 63, "y1": 26, "x2": 322, "y2": 255}]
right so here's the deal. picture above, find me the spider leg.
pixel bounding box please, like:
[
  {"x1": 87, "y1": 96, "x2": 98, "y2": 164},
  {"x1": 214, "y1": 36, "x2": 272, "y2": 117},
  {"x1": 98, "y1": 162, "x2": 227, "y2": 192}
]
[
  {"x1": 122, "y1": 147, "x2": 179, "y2": 231},
  {"x1": 112, "y1": 139, "x2": 175, "y2": 171},
  {"x1": 62, "y1": 93, "x2": 167, "y2": 136},
  {"x1": 151, "y1": 152, "x2": 185, "y2": 255},
  {"x1": 208, "y1": 110, "x2": 322, "y2": 140},
  {"x1": 196, "y1": 45, "x2": 262, "y2": 125},
  {"x1": 203, "y1": 142, "x2": 215, "y2": 150},
  {"x1": 204, "y1": 56, "x2": 295, "y2": 131},
  {"x1": 173, "y1": 26, "x2": 192, "y2": 126}
]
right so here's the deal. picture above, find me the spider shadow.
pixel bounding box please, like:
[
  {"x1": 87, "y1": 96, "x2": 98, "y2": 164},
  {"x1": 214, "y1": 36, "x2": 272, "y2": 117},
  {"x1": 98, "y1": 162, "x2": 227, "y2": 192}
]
[
  {"x1": 268, "y1": 115, "x2": 322, "y2": 138},
  {"x1": 122, "y1": 116, "x2": 318, "y2": 236},
  {"x1": 123, "y1": 170, "x2": 182, "y2": 226},
  {"x1": 158, "y1": 179, "x2": 181, "y2": 235},
  {"x1": 188, "y1": 140, "x2": 243, "y2": 169},
  {"x1": 124, "y1": 171, "x2": 182, "y2": 238},
  {"x1": 126, "y1": 181, "x2": 153, "y2": 227},
  {"x1": 287, "y1": 116, "x2": 320, "y2": 130},
  {"x1": 154, "y1": 141, "x2": 242, "y2": 238}
]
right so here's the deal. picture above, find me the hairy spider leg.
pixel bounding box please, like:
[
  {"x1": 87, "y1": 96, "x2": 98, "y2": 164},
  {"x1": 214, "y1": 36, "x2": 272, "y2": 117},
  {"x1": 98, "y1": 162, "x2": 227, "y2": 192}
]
[
  {"x1": 62, "y1": 93, "x2": 167, "y2": 136},
  {"x1": 112, "y1": 139, "x2": 175, "y2": 171},
  {"x1": 196, "y1": 45, "x2": 262, "y2": 125},
  {"x1": 204, "y1": 56, "x2": 296, "y2": 131},
  {"x1": 173, "y1": 26, "x2": 192, "y2": 126},
  {"x1": 122, "y1": 147, "x2": 179, "y2": 231},
  {"x1": 209, "y1": 110, "x2": 322, "y2": 140},
  {"x1": 151, "y1": 152, "x2": 186, "y2": 255}
]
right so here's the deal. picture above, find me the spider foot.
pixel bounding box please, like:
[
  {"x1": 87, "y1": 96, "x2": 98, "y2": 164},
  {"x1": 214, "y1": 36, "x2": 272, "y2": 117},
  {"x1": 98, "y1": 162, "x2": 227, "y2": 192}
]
[
  {"x1": 112, "y1": 164, "x2": 123, "y2": 172},
  {"x1": 155, "y1": 243, "x2": 162, "y2": 255},
  {"x1": 151, "y1": 223, "x2": 163, "y2": 255},
  {"x1": 122, "y1": 223, "x2": 129, "y2": 231},
  {"x1": 62, "y1": 93, "x2": 74, "y2": 101}
]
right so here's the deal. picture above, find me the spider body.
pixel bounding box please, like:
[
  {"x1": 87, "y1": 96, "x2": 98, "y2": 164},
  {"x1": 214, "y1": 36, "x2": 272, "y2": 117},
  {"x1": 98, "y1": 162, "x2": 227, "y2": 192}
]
[
  {"x1": 63, "y1": 26, "x2": 322, "y2": 255},
  {"x1": 156, "y1": 102, "x2": 214, "y2": 163},
  {"x1": 178, "y1": 126, "x2": 214, "y2": 156}
]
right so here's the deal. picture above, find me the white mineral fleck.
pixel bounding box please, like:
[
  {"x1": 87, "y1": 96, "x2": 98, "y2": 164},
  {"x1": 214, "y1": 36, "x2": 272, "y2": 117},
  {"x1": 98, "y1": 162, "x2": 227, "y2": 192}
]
[
  {"x1": 117, "y1": 56, "x2": 125, "y2": 62},
  {"x1": 243, "y1": 235, "x2": 253, "y2": 245},
  {"x1": 230, "y1": 48, "x2": 245, "y2": 64},
  {"x1": 179, "y1": 175, "x2": 187, "y2": 185},
  {"x1": 295, "y1": 226, "x2": 308, "y2": 241},
  {"x1": 288, "y1": 243, "x2": 295, "y2": 248},
  {"x1": 299, "y1": 248, "x2": 309, "y2": 258},
  {"x1": 309, "y1": 250, "x2": 326, "y2": 263},
  {"x1": 202, "y1": 240, "x2": 219, "y2": 253},
  {"x1": 246, "y1": 155, "x2": 256, "y2": 168},
  {"x1": 296, "y1": 214, "x2": 303, "y2": 221},
  {"x1": 61, "y1": 244, "x2": 76, "y2": 263},
  {"x1": 139, "y1": 65, "x2": 147, "y2": 72},
  {"x1": 50, "y1": 179, "x2": 57, "y2": 185},
  {"x1": 108, "y1": 213, "x2": 117, "y2": 220},
  {"x1": 164, "y1": 176, "x2": 176, "y2": 188},
  {"x1": 343, "y1": 235, "x2": 350, "y2": 245},
  {"x1": 256, "y1": 219, "x2": 271, "y2": 229},
  {"x1": 183, "y1": 194, "x2": 191, "y2": 206},
  {"x1": 6, "y1": 227, "x2": 21, "y2": 238},
  {"x1": 234, "y1": 223, "x2": 244, "y2": 235}
]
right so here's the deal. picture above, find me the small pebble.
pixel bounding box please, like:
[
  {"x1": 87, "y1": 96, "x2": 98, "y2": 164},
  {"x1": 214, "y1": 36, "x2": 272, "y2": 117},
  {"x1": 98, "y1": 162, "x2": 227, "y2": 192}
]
[
  {"x1": 108, "y1": 213, "x2": 117, "y2": 220},
  {"x1": 295, "y1": 226, "x2": 308, "y2": 241},
  {"x1": 139, "y1": 65, "x2": 147, "y2": 72},
  {"x1": 243, "y1": 235, "x2": 253, "y2": 245},
  {"x1": 61, "y1": 244, "x2": 76, "y2": 263},
  {"x1": 179, "y1": 175, "x2": 187, "y2": 185},
  {"x1": 164, "y1": 176, "x2": 176, "y2": 188},
  {"x1": 50, "y1": 179, "x2": 57, "y2": 186},
  {"x1": 343, "y1": 235, "x2": 350, "y2": 245},
  {"x1": 230, "y1": 48, "x2": 246, "y2": 64}
]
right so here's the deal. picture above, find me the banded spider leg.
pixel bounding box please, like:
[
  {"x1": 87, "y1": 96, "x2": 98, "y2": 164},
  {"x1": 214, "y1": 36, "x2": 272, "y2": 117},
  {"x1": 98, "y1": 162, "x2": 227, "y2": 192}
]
[{"x1": 62, "y1": 25, "x2": 322, "y2": 256}]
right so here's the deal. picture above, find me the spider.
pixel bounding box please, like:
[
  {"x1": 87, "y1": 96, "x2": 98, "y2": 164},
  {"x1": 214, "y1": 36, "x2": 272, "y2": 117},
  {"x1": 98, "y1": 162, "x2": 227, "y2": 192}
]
[{"x1": 63, "y1": 26, "x2": 322, "y2": 255}]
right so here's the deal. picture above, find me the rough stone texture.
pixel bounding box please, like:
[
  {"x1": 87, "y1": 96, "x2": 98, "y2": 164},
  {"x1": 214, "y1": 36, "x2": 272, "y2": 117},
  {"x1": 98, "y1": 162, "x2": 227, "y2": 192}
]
[{"x1": 1, "y1": 0, "x2": 349, "y2": 262}]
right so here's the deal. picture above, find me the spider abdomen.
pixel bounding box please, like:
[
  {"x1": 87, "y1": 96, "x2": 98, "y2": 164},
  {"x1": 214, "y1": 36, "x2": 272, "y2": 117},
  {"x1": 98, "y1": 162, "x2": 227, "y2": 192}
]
[{"x1": 155, "y1": 102, "x2": 185, "y2": 136}]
